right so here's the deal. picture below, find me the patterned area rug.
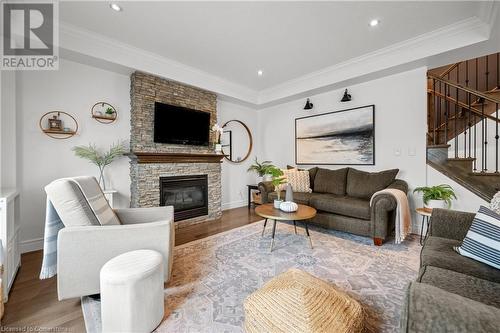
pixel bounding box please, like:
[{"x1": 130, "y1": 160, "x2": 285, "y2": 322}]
[{"x1": 81, "y1": 220, "x2": 421, "y2": 333}]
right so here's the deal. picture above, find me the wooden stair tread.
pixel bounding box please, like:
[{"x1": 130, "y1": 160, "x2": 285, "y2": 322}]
[
  {"x1": 427, "y1": 144, "x2": 451, "y2": 149},
  {"x1": 447, "y1": 157, "x2": 476, "y2": 161},
  {"x1": 469, "y1": 172, "x2": 500, "y2": 177}
]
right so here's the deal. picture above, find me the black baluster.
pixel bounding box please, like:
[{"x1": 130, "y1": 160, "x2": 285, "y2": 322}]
[
  {"x1": 455, "y1": 86, "x2": 458, "y2": 158},
  {"x1": 474, "y1": 109, "x2": 477, "y2": 171},
  {"x1": 496, "y1": 103, "x2": 499, "y2": 173},
  {"x1": 433, "y1": 78, "x2": 437, "y2": 145},
  {"x1": 445, "y1": 84, "x2": 449, "y2": 144},
  {"x1": 468, "y1": 92, "x2": 472, "y2": 158},
  {"x1": 482, "y1": 101, "x2": 486, "y2": 172},
  {"x1": 486, "y1": 55, "x2": 489, "y2": 92}
]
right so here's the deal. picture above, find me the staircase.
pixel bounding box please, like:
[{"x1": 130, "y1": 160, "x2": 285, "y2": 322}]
[{"x1": 427, "y1": 52, "x2": 500, "y2": 201}]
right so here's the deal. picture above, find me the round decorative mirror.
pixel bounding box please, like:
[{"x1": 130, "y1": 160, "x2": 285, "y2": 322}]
[{"x1": 221, "y1": 120, "x2": 253, "y2": 163}]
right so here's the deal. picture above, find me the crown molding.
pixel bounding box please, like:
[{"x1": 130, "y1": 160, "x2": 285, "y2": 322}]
[
  {"x1": 59, "y1": 23, "x2": 259, "y2": 104},
  {"x1": 257, "y1": 16, "x2": 491, "y2": 105},
  {"x1": 58, "y1": 13, "x2": 493, "y2": 107}
]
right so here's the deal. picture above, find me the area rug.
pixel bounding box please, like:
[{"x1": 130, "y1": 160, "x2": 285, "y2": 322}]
[{"x1": 82, "y1": 220, "x2": 421, "y2": 333}]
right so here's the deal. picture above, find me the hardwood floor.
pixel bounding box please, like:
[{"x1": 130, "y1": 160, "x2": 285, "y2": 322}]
[{"x1": 1, "y1": 206, "x2": 262, "y2": 331}]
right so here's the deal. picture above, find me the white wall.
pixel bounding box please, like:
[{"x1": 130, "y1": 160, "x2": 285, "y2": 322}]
[
  {"x1": 257, "y1": 67, "x2": 428, "y2": 233},
  {"x1": 218, "y1": 100, "x2": 259, "y2": 210},
  {"x1": 18, "y1": 59, "x2": 131, "y2": 252},
  {"x1": 427, "y1": 165, "x2": 488, "y2": 212},
  {"x1": 1, "y1": 70, "x2": 18, "y2": 188}
]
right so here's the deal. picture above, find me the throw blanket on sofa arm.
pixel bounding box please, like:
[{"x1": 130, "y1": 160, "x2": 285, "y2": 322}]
[{"x1": 370, "y1": 189, "x2": 412, "y2": 244}]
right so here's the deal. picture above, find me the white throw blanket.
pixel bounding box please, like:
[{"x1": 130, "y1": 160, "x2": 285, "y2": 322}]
[
  {"x1": 370, "y1": 188, "x2": 412, "y2": 244},
  {"x1": 40, "y1": 199, "x2": 64, "y2": 279}
]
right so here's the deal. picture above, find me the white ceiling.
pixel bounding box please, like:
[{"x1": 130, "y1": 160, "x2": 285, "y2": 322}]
[{"x1": 60, "y1": 1, "x2": 484, "y2": 92}]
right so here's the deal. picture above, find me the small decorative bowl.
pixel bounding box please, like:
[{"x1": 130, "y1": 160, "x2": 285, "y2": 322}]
[{"x1": 280, "y1": 201, "x2": 298, "y2": 212}]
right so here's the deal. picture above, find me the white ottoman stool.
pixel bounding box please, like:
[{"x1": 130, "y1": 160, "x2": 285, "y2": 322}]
[{"x1": 100, "y1": 250, "x2": 164, "y2": 333}]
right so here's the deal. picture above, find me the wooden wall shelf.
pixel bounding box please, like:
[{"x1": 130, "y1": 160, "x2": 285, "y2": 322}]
[{"x1": 128, "y1": 152, "x2": 224, "y2": 164}]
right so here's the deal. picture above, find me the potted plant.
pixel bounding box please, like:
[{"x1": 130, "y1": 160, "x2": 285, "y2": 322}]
[
  {"x1": 247, "y1": 157, "x2": 275, "y2": 182},
  {"x1": 72, "y1": 141, "x2": 127, "y2": 190},
  {"x1": 268, "y1": 166, "x2": 287, "y2": 208},
  {"x1": 413, "y1": 184, "x2": 457, "y2": 210},
  {"x1": 105, "y1": 107, "x2": 116, "y2": 118}
]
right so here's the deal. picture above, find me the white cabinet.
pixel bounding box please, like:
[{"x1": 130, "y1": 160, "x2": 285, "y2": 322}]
[{"x1": 0, "y1": 188, "x2": 20, "y2": 302}]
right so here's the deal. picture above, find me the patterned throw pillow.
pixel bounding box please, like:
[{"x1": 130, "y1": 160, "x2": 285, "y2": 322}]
[
  {"x1": 279, "y1": 169, "x2": 312, "y2": 193},
  {"x1": 454, "y1": 206, "x2": 500, "y2": 269},
  {"x1": 489, "y1": 191, "x2": 500, "y2": 214}
]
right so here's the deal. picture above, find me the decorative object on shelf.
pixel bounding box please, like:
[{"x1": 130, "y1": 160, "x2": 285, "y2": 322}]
[
  {"x1": 303, "y1": 98, "x2": 314, "y2": 110},
  {"x1": 91, "y1": 102, "x2": 117, "y2": 124},
  {"x1": 341, "y1": 89, "x2": 352, "y2": 102},
  {"x1": 295, "y1": 105, "x2": 375, "y2": 165},
  {"x1": 72, "y1": 141, "x2": 127, "y2": 190},
  {"x1": 285, "y1": 183, "x2": 294, "y2": 202},
  {"x1": 269, "y1": 167, "x2": 287, "y2": 208},
  {"x1": 211, "y1": 123, "x2": 224, "y2": 153},
  {"x1": 222, "y1": 119, "x2": 253, "y2": 163},
  {"x1": 39, "y1": 111, "x2": 78, "y2": 139},
  {"x1": 247, "y1": 157, "x2": 275, "y2": 183},
  {"x1": 279, "y1": 201, "x2": 298, "y2": 213},
  {"x1": 413, "y1": 184, "x2": 456, "y2": 210}
]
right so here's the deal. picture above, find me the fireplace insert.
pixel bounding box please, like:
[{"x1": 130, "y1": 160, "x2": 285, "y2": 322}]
[{"x1": 159, "y1": 175, "x2": 208, "y2": 221}]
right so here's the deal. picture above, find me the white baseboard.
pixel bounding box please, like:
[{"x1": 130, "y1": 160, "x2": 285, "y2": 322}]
[
  {"x1": 222, "y1": 200, "x2": 247, "y2": 211},
  {"x1": 20, "y1": 237, "x2": 44, "y2": 253}
]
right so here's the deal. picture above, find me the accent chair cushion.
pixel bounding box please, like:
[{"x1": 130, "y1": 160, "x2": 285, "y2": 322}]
[
  {"x1": 45, "y1": 179, "x2": 100, "y2": 227},
  {"x1": 421, "y1": 236, "x2": 500, "y2": 283},
  {"x1": 455, "y1": 206, "x2": 500, "y2": 270},
  {"x1": 346, "y1": 168, "x2": 399, "y2": 199},
  {"x1": 313, "y1": 168, "x2": 348, "y2": 195}
]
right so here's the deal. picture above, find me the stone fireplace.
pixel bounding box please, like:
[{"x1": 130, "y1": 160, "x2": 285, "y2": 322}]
[{"x1": 129, "y1": 72, "x2": 222, "y2": 228}]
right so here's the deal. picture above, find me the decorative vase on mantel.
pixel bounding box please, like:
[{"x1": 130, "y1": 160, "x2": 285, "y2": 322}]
[{"x1": 215, "y1": 143, "x2": 222, "y2": 153}]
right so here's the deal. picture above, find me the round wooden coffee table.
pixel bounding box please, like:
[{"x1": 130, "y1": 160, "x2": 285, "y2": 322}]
[{"x1": 255, "y1": 203, "x2": 317, "y2": 252}]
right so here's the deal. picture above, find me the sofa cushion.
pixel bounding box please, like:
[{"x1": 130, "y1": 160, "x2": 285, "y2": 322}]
[
  {"x1": 309, "y1": 194, "x2": 370, "y2": 220},
  {"x1": 268, "y1": 191, "x2": 312, "y2": 205},
  {"x1": 313, "y1": 168, "x2": 348, "y2": 195},
  {"x1": 346, "y1": 168, "x2": 399, "y2": 199},
  {"x1": 281, "y1": 169, "x2": 312, "y2": 193},
  {"x1": 421, "y1": 236, "x2": 500, "y2": 283},
  {"x1": 401, "y1": 282, "x2": 500, "y2": 333},
  {"x1": 455, "y1": 206, "x2": 500, "y2": 270},
  {"x1": 418, "y1": 266, "x2": 500, "y2": 308}
]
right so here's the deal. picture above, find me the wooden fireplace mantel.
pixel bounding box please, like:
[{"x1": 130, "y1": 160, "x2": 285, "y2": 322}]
[{"x1": 128, "y1": 152, "x2": 224, "y2": 164}]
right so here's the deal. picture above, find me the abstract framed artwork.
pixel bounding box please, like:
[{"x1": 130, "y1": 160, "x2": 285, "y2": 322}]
[{"x1": 295, "y1": 105, "x2": 375, "y2": 165}]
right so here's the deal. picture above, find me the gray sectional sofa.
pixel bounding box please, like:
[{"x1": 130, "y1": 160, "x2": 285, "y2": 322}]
[
  {"x1": 258, "y1": 167, "x2": 408, "y2": 245},
  {"x1": 401, "y1": 209, "x2": 500, "y2": 332}
]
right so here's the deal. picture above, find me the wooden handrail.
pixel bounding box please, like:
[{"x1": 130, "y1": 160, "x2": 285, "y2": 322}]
[
  {"x1": 427, "y1": 89, "x2": 500, "y2": 123},
  {"x1": 439, "y1": 63, "x2": 460, "y2": 78},
  {"x1": 428, "y1": 73, "x2": 500, "y2": 104}
]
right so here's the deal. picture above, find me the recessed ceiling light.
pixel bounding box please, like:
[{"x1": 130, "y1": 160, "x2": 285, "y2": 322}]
[
  {"x1": 369, "y1": 19, "x2": 380, "y2": 27},
  {"x1": 257, "y1": 70, "x2": 263, "y2": 76},
  {"x1": 110, "y1": 3, "x2": 122, "y2": 12}
]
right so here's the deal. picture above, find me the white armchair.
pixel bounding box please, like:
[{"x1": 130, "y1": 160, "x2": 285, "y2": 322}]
[{"x1": 44, "y1": 177, "x2": 174, "y2": 300}]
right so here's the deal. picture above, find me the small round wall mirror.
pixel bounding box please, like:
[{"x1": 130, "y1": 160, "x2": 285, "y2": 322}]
[{"x1": 221, "y1": 120, "x2": 253, "y2": 163}]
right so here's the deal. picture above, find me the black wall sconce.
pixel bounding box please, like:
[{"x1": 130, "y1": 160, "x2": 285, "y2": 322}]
[
  {"x1": 341, "y1": 89, "x2": 352, "y2": 102},
  {"x1": 303, "y1": 98, "x2": 314, "y2": 110}
]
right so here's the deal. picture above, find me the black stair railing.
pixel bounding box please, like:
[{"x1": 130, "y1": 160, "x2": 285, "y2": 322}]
[{"x1": 428, "y1": 73, "x2": 500, "y2": 174}]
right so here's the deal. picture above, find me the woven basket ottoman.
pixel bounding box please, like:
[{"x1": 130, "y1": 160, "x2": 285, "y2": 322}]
[{"x1": 244, "y1": 268, "x2": 363, "y2": 333}]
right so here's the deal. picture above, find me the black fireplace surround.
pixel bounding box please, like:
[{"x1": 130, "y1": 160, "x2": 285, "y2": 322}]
[{"x1": 160, "y1": 175, "x2": 208, "y2": 221}]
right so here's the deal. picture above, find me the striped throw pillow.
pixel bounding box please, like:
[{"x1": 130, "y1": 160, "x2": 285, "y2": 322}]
[{"x1": 454, "y1": 206, "x2": 500, "y2": 269}]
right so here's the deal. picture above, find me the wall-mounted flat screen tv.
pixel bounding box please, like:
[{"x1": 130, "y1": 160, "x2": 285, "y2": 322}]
[{"x1": 154, "y1": 102, "x2": 210, "y2": 146}]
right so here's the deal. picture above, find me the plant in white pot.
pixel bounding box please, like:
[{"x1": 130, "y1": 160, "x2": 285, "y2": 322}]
[
  {"x1": 268, "y1": 166, "x2": 287, "y2": 208},
  {"x1": 247, "y1": 157, "x2": 275, "y2": 182},
  {"x1": 413, "y1": 184, "x2": 457, "y2": 210}
]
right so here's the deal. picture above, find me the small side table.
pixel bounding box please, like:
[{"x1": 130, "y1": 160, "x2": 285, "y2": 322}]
[
  {"x1": 416, "y1": 208, "x2": 432, "y2": 245},
  {"x1": 247, "y1": 184, "x2": 260, "y2": 208},
  {"x1": 103, "y1": 189, "x2": 118, "y2": 208}
]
